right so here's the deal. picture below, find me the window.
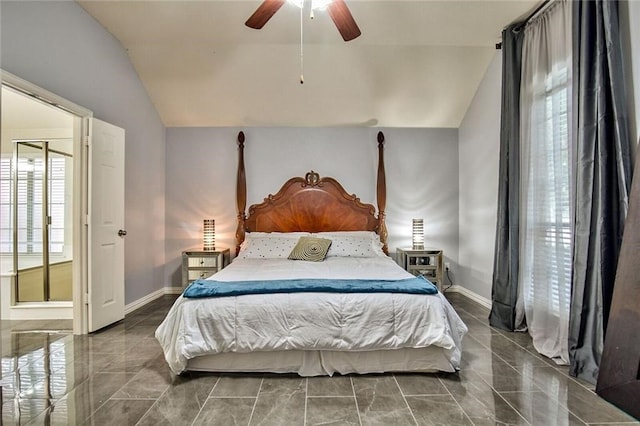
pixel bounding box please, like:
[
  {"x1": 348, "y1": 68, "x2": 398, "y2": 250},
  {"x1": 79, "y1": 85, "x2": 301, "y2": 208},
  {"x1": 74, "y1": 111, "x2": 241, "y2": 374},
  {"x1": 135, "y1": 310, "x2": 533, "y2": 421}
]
[
  {"x1": 0, "y1": 151, "x2": 67, "y2": 255},
  {"x1": 524, "y1": 68, "x2": 572, "y2": 316}
]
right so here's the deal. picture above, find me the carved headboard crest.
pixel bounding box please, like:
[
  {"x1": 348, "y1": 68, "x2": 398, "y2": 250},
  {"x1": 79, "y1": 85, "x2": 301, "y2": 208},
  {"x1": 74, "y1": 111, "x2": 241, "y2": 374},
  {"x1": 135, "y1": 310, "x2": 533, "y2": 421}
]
[{"x1": 303, "y1": 170, "x2": 321, "y2": 187}]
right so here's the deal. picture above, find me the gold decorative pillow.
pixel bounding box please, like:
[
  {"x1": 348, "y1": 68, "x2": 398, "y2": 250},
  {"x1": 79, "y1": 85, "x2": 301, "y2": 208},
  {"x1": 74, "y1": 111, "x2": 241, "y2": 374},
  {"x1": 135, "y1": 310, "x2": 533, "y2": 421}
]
[{"x1": 288, "y1": 237, "x2": 332, "y2": 262}]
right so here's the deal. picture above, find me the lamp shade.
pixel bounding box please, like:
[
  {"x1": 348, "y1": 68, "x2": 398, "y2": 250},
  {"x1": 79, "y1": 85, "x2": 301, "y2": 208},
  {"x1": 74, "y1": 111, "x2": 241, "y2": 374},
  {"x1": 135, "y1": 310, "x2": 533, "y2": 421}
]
[
  {"x1": 412, "y1": 219, "x2": 424, "y2": 250},
  {"x1": 203, "y1": 219, "x2": 215, "y2": 251}
]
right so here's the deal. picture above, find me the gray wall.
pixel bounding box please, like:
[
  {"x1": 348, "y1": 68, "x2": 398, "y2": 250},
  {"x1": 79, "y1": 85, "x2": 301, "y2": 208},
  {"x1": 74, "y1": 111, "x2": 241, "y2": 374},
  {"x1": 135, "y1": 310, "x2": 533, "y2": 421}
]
[
  {"x1": 457, "y1": 52, "x2": 502, "y2": 301},
  {"x1": 1, "y1": 1, "x2": 166, "y2": 304},
  {"x1": 164, "y1": 127, "x2": 459, "y2": 287}
]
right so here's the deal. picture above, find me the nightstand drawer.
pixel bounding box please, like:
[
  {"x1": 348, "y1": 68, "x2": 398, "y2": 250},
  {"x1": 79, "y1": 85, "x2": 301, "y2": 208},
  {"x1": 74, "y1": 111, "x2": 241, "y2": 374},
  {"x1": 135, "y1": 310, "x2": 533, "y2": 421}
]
[
  {"x1": 407, "y1": 254, "x2": 439, "y2": 267},
  {"x1": 187, "y1": 256, "x2": 221, "y2": 268},
  {"x1": 188, "y1": 269, "x2": 217, "y2": 280},
  {"x1": 412, "y1": 267, "x2": 438, "y2": 279}
]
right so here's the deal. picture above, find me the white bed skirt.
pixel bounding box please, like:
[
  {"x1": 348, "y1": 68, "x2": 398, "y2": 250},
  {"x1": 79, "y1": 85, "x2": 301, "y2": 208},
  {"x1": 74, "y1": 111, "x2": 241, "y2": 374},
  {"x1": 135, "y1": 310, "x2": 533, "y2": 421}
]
[{"x1": 186, "y1": 347, "x2": 456, "y2": 377}]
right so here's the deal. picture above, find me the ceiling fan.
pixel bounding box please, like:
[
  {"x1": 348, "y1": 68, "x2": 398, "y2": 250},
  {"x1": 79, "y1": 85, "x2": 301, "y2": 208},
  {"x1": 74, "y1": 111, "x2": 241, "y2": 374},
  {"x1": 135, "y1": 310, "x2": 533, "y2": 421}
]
[{"x1": 245, "y1": 0, "x2": 361, "y2": 42}]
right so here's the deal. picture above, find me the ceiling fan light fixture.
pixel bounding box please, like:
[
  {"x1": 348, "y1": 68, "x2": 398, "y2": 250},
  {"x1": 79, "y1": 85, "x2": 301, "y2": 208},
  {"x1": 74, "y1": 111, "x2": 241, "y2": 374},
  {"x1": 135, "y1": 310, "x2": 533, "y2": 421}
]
[
  {"x1": 287, "y1": 0, "x2": 333, "y2": 10},
  {"x1": 312, "y1": 0, "x2": 333, "y2": 10},
  {"x1": 247, "y1": 0, "x2": 360, "y2": 42}
]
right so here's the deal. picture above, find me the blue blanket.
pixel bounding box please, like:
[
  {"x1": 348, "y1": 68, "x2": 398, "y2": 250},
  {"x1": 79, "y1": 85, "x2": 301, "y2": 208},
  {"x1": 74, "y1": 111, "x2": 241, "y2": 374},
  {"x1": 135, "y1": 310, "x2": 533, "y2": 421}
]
[{"x1": 183, "y1": 276, "x2": 438, "y2": 299}]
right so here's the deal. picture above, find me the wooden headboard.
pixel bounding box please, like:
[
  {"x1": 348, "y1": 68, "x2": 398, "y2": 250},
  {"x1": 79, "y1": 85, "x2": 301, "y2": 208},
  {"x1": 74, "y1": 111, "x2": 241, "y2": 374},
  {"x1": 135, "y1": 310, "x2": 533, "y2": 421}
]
[{"x1": 235, "y1": 131, "x2": 388, "y2": 254}]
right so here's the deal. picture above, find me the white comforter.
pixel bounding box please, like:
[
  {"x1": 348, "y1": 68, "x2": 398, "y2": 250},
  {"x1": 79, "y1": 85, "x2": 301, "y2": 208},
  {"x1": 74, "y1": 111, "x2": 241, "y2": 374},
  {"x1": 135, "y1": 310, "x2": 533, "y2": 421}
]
[{"x1": 156, "y1": 256, "x2": 467, "y2": 374}]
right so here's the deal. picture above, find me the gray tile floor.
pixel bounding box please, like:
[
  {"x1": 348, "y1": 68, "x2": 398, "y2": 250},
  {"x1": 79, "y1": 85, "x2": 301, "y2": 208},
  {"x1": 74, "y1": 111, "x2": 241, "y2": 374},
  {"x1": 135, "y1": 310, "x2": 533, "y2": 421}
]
[{"x1": 1, "y1": 293, "x2": 638, "y2": 425}]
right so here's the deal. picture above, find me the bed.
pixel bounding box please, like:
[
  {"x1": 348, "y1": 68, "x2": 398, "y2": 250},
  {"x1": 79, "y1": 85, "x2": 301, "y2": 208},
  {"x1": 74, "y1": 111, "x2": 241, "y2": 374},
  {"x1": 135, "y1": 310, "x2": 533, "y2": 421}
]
[{"x1": 156, "y1": 131, "x2": 467, "y2": 376}]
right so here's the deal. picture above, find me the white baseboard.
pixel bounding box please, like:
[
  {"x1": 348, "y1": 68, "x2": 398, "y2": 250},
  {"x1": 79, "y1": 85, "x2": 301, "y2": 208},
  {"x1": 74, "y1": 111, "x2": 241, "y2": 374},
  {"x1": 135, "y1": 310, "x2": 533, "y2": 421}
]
[
  {"x1": 125, "y1": 287, "x2": 182, "y2": 314},
  {"x1": 445, "y1": 285, "x2": 491, "y2": 309},
  {"x1": 125, "y1": 288, "x2": 166, "y2": 315},
  {"x1": 4, "y1": 302, "x2": 73, "y2": 320}
]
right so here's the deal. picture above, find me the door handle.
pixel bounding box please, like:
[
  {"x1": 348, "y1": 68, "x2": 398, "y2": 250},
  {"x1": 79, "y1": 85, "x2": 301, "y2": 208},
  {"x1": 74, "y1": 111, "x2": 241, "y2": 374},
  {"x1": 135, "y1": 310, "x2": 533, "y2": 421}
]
[{"x1": 118, "y1": 229, "x2": 127, "y2": 237}]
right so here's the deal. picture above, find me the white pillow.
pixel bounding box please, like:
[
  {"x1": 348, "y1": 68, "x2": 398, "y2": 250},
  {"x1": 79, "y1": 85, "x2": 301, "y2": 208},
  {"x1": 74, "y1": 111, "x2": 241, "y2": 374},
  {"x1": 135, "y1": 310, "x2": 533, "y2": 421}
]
[
  {"x1": 238, "y1": 232, "x2": 311, "y2": 259},
  {"x1": 313, "y1": 231, "x2": 386, "y2": 258},
  {"x1": 244, "y1": 232, "x2": 310, "y2": 240}
]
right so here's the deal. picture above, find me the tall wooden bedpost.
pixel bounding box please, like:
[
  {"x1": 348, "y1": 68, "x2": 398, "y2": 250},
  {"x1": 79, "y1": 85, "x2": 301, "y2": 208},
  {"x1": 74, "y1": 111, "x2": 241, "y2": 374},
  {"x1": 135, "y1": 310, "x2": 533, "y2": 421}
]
[
  {"x1": 236, "y1": 131, "x2": 246, "y2": 255},
  {"x1": 377, "y1": 131, "x2": 388, "y2": 254}
]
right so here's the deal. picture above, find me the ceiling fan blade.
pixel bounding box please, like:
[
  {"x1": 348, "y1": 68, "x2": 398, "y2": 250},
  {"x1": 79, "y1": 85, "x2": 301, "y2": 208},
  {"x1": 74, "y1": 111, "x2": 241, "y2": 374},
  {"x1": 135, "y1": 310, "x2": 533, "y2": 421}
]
[
  {"x1": 327, "y1": 0, "x2": 361, "y2": 41},
  {"x1": 245, "y1": 0, "x2": 286, "y2": 29}
]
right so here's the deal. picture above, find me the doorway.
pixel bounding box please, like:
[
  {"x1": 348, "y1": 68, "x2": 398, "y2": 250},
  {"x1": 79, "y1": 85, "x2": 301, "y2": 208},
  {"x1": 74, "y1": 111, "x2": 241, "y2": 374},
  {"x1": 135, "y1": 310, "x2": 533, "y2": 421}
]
[
  {"x1": 1, "y1": 85, "x2": 76, "y2": 321},
  {"x1": 1, "y1": 71, "x2": 126, "y2": 334}
]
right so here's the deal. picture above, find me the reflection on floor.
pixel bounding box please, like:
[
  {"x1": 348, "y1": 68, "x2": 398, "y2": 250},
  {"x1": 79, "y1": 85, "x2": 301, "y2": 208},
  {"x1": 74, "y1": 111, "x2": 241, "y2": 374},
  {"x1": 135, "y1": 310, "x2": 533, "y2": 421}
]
[{"x1": 1, "y1": 293, "x2": 637, "y2": 425}]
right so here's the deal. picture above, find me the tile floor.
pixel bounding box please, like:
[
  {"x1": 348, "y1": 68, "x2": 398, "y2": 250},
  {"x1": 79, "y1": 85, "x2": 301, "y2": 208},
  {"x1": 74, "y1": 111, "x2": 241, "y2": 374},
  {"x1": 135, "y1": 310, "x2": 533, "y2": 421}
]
[{"x1": 1, "y1": 292, "x2": 638, "y2": 425}]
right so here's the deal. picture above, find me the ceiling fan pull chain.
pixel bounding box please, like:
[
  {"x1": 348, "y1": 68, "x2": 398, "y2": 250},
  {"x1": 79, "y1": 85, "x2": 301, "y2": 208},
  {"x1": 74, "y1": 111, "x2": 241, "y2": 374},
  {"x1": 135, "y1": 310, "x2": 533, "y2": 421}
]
[{"x1": 300, "y1": 0, "x2": 304, "y2": 84}]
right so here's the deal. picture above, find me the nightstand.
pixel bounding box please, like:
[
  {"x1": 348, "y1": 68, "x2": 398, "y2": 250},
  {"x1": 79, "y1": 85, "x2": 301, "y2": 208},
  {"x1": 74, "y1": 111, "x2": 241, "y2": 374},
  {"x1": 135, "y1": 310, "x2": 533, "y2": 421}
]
[
  {"x1": 181, "y1": 248, "x2": 230, "y2": 287},
  {"x1": 396, "y1": 248, "x2": 444, "y2": 291}
]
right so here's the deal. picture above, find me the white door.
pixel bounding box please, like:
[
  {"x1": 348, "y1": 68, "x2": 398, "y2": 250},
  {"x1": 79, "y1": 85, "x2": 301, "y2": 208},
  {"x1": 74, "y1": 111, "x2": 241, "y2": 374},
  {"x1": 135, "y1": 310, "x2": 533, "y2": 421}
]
[{"x1": 88, "y1": 118, "x2": 125, "y2": 332}]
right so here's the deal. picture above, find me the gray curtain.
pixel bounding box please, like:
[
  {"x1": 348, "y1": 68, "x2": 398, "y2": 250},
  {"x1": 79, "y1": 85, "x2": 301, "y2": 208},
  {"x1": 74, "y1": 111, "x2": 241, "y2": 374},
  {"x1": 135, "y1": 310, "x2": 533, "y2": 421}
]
[
  {"x1": 569, "y1": 0, "x2": 633, "y2": 384},
  {"x1": 489, "y1": 24, "x2": 525, "y2": 331}
]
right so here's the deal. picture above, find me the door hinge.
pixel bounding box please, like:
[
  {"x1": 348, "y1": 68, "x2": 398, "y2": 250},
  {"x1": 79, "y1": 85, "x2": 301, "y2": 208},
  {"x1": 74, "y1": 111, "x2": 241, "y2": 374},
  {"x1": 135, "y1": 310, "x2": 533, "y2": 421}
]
[
  {"x1": 83, "y1": 214, "x2": 90, "y2": 226},
  {"x1": 83, "y1": 134, "x2": 90, "y2": 147},
  {"x1": 84, "y1": 292, "x2": 90, "y2": 305}
]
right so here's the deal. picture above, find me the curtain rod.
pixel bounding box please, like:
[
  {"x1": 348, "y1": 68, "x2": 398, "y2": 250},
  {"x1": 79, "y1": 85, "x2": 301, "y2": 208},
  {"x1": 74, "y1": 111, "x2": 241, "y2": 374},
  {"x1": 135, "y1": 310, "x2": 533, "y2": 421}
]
[{"x1": 495, "y1": 0, "x2": 552, "y2": 49}]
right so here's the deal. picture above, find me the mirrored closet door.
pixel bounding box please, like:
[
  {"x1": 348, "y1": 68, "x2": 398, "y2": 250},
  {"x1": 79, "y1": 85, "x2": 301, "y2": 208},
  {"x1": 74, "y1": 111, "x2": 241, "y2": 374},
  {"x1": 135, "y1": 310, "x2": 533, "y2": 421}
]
[{"x1": 14, "y1": 140, "x2": 73, "y2": 302}]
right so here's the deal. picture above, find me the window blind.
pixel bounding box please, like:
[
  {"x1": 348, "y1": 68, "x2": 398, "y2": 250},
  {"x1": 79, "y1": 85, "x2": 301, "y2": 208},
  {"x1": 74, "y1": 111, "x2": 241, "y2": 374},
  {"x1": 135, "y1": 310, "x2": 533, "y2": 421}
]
[
  {"x1": 0, "y1": 155, "x2": 66, "y2": 254},
  {"x1": 525, "y1": 74, "x2": 572, "y2": 315}
]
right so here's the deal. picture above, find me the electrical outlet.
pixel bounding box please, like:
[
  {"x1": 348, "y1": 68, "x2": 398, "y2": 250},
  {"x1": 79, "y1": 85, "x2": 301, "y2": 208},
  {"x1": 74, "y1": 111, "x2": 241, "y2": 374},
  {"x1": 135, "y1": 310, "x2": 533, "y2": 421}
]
[{"x1": 445, "y1": 262, "x2": 451, "y2": 270}]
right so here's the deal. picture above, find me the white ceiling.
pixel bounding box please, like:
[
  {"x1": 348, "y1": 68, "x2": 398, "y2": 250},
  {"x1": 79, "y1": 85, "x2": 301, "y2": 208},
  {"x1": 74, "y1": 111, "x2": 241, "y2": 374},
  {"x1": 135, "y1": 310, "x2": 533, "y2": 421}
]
[
  {"x1": 1, "y1": 87, "x2": 74, "y2": 130},
  {"x1": 1, "y1": 87, "x2": 75, "y2": 154},
  {"x1": 77, "y1": 0, "x2": 538, "y2": 128}
]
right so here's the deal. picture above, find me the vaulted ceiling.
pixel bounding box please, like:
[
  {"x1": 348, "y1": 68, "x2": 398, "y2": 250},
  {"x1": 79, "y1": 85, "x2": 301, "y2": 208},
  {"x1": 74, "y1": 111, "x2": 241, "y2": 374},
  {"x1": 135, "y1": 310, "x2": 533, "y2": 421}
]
[{"x1": 77, "y1": 0, "x2": 538, "y2": 128}]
